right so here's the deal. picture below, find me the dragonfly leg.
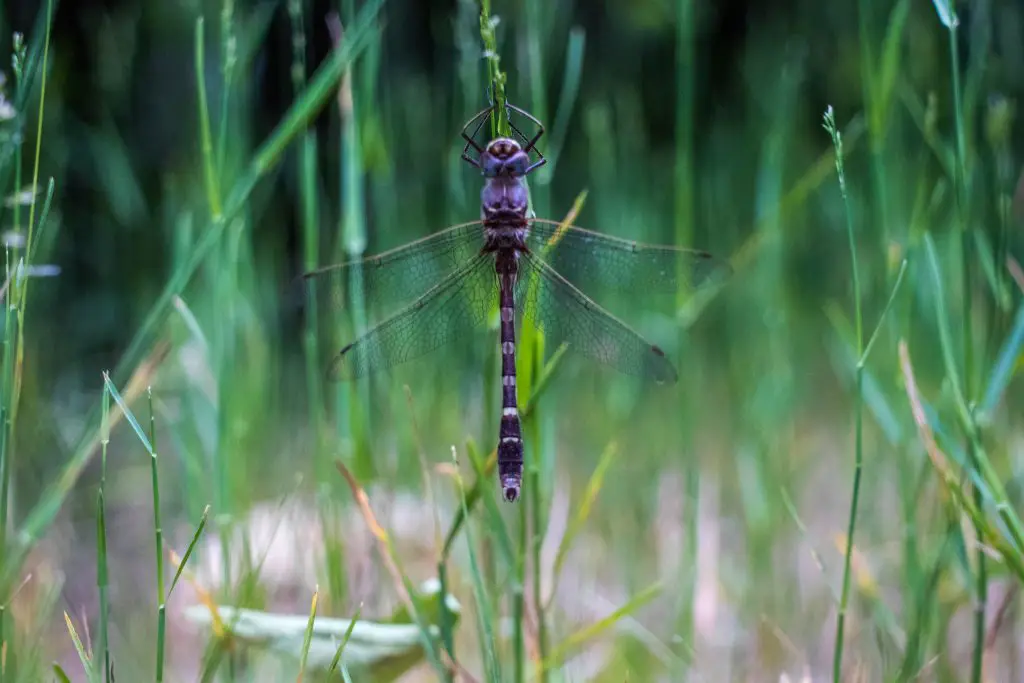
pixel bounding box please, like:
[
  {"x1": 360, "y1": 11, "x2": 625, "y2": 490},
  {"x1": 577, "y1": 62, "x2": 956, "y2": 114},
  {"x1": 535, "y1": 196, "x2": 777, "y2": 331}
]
[
  {"x1": 460, "y1": 106, "x2": 493, "y2": 168},
  {"x1": 506, "y1": 103, "x2": 546, "y2": 152},
  {"x1": 506, "y1": 102, "x2": 546, "y2": 174},
  {"x1": 524, "y1": 156, "x2": 547, "y2": 174}
]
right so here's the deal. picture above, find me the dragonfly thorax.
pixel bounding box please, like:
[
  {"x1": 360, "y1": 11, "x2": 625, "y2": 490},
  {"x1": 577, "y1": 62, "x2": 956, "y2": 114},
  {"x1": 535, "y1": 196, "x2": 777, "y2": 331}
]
[{"x1": 481, "y1": 175, "x2": 529, "y2": 223}]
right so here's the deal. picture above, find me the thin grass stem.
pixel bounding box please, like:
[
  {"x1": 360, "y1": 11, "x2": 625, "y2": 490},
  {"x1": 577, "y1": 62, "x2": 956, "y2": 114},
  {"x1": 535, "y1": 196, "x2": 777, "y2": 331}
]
[
  {"x1": 335, "y1": 1, "x2": 374, "y2": 484},
  {"x1": 6, "y1": 0, "x2": 53, "y2": 533},
  {"x1": 98, "y1": 382, "x2": 110, "y2": 683},
  {"x1": 216, "y1": 0, "x2": 236, "y2": 176},
  {"x1": 479, "y1": 0, "x2": 509, "y2": 138},
  {"x1": 928, "y1": 2, "x2": 988, "y2": 674},
  {"x1": 824, "y1": 106, "x2": 863, "y2": 683},
  {"x1": 452, "y1": 447, "x2": 499, "y2": 683},
  {"x1": 148, "y1": 388, "x2": 167, "y2": 682},
  {"x1": 288, "y1": 0, "x2": 327, "y2": 478},
  {"x1": 674, "y1": 0, "x2": 698, "y2": 673},
  {"x1": 195, "y1": 17, "x2": 222, "y2": 219}
]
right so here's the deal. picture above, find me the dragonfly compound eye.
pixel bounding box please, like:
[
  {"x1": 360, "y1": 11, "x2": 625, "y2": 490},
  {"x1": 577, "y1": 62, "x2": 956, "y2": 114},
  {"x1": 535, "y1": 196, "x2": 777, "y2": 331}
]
[
  {"x1": 507, "y1": 153, "x2": 530, "y2": 176},
  {"x1": 481, "y1": 154, "x2": 503, "y2": 178}
]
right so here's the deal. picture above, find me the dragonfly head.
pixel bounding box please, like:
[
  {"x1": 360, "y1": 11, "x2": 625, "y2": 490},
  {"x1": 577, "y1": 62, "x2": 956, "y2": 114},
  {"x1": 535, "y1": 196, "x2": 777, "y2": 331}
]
[{"x1": 481, "y1": 137, "x2": 530, "y2": 178}]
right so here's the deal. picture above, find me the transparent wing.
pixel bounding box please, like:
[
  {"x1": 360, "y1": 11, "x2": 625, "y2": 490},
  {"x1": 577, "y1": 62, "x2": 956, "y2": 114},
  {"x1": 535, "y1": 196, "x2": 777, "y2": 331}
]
[
  {"x1": 327, "y1": 253, "x2": 498, "y2": 381},
  {"x1": 516, "y1": 250, "x2": 678, "y2": 383},
  {"x1": 301, "y1": 221, "x2": 485, "y2": 317},
  {"x1": 524, "y1": 219, "x2": 727, "y2": 299}
]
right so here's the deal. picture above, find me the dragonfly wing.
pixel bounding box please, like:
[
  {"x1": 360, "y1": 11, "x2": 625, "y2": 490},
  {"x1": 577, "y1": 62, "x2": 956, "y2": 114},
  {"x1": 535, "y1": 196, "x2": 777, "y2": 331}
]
[
  {"x1": 524, "y1": 219, "x2": 727, "y2": 299},
  {"x1": 302, "y1": 221, "x2": 484, "y2": 317},
  {"x1": 515, "y1": 251, "x2": 678, "y2": 383},
  {"x1": 328, "y1": 253, "x2": 498, "y2": 381}
]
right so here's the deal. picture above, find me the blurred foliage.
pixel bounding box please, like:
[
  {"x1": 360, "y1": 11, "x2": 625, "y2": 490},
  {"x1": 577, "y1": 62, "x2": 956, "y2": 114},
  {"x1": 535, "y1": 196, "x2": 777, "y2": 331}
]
[{"x1": 0, "y1": 0, "x2": 1022, "y2": 680}]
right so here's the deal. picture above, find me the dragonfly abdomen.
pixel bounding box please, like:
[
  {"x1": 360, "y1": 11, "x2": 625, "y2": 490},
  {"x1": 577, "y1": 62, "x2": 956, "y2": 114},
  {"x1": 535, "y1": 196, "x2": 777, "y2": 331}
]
[{"x1": 496, "y1": 251, "x2": 523, "y2": 502}]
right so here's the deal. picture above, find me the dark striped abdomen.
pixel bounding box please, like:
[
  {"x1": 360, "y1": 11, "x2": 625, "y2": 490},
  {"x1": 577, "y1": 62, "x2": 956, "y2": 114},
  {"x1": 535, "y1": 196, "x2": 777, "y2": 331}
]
[{"x1": 495, "y1": 252, "x2": 523, "y2": 502}]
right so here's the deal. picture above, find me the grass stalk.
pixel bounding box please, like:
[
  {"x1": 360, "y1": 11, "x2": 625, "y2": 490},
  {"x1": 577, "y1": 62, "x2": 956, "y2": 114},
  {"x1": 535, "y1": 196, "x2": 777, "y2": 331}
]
[
  {"x1": 674, "y1": 0, "x2": 698, "y2": 673},
  {"x1": 335, "y1": 1, "x2": 374, "y2": 484},
  {"x1": 216, "y1": 0, "x2": 236, "y2": 176},
  {"x1": 527, "y1": 346, "x2": 548, "y2": 683},
  {"x1": 326, "y1": 602, "x2": 361, "y2": 676},
  {"x1": 297, "y1": 588, "x2": 318, "y2": 682},
  {"x1": 194, "y1": 16, "x2": 235, "y2": 642},
  {"x1": 3, "y1": 0, "x2": 53, "y2": 539},
  {"x1": 97, "y1": 384, "x2": 110, "y2": 682},
  {"x1": 521, "y1": 0, "x2": 548, "y2": 215},
  {"x1": 478, "y1": 0, "x2": 509, "y2": 137},
  {"x1": 0, "y1": 77, "x2": 21, "y2": 556},
  {"x1": 148, "y1": 388, "x2": 167, "y2": 682},
  {"x1": 0, "y1": 5, "x2": 54, "y2": 671},
  {"x1": 945, "y1": 12, "x2": 987, "y2": 680},
  {"x1": 195, "y1": 17, "x2": 222, "y2": 219},
  {"x1": 513, "y1": 502, "x2": 526, "y2": 683},
  {"x1": 925, "y1": 1, "x2": 989, "y2": 675},
  {"x1": 19, "y1": 0, "x2": 53, "y2": 305},
  {"x1": 0, "y1": 5, "x2": 373, "y2": 588},
  {"x1": 824, "y1": 106, "x2": 864, "y2": 683},
  {"x1": 0, "y1": 0, "x2": 381, "y2": 637},
  {"x1": 452, "y1": 447, "x2": 499, "y2": 682},
  {"x1": 288, "y1": 0, "x2": 326, "y2": 477}
]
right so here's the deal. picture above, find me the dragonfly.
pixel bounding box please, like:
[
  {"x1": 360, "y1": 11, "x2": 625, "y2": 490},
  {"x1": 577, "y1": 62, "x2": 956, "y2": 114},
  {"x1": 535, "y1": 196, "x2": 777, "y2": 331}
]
[{"x1": 302, "y1": 102, "x2": 728, "y2": 503}]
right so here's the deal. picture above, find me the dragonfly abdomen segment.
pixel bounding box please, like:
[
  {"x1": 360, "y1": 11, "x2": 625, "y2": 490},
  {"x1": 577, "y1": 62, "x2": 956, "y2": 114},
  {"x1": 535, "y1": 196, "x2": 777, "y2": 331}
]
[{"x1": 496, "y1": 254, "x2": 523, "y2": 503}]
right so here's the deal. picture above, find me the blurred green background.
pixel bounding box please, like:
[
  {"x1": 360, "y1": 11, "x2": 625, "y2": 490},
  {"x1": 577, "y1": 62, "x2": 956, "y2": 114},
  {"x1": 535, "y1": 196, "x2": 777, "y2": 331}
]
[{"x1": 0, "y1": 0, "x2": 1023, "y2": 680}]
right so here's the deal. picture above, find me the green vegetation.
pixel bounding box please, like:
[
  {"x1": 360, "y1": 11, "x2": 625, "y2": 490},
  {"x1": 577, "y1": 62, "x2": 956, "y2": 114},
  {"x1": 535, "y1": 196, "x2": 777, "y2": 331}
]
[{"x1": 0, "y1": 0, "x2": 1021, "y2": 680}]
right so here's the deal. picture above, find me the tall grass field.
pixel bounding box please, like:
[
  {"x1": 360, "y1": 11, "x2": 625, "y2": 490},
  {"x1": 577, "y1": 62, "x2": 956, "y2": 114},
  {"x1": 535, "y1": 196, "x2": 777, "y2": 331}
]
[{"x1": 0, "y1": 0, "x2": 1022, "y2": 681}]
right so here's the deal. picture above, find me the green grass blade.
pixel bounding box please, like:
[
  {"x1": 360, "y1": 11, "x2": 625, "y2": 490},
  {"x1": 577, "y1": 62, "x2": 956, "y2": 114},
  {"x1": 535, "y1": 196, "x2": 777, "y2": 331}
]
[
  {"x1": 247, "y1": 0, "x2": 384, "y2": 184},
  {"x1": 861, "y1": 258, "x2": 908, "y2": 364},
  {"x1": 538, "y1": 582, "x2": 662, "y2": 675},
  {"x1": 25, "y1": 177, "x2": 54, "y2": 266},
  {"x1": 297, "y1": 588, "x2": 319, "y2": 682},
  {"x1": 452, "y1": 447, "x2": 500, "y2": 683},
  {"x1": 20, "y1": 0, "x2": 54, "y2": 298},
  {"x1": 923, "y1": 234, "x2": 971, "y2": 427},
  {"x1": 547, "y1": 441, "x2": 617, "y2": 605},
  {"x1": 195, "y1": 16, "x2": 222, "y2": 217},
  {"x1": 102, "y1": 372, "x2": 154, "y2": 454},
  {"x1": 327, "y1": 603, "x2": 363, "y2": 675},
  {"x1": 478, "y1": 0, "x2": 509, "y2": 137},
  {"x1": 62, "y1": 612, "x2": 98, "y2": 683},
  {"x1": 871, "y1": 0, "x2": 911, "y2": 134},
  {"x1": 334, "y1": 460, "x2": 449, "y2": 679},
  {"x1": 10, "y1": 0, "x2": 60, "y2": 112},
  {"x1": 95, "y1": 489, "x2": 109, "y2": 683},
  {"x1": 2, "y1": 3, "x2": 385, "y2": 593},
  {"x1": 147, "y1": 387, "x2": 167, "y2": 683},
  {"x1": 168, "y1": 504, "x2": 210, "y2": 598},
  {"x1": 156, "y1": 605, "x2": 166, "y2": 683},
  {"x1": 535, "y1": 26, "x2": 584, "y2": 186},
  {"x1": 98, "y1": 379, "x2": 111, "y2": 683},
  {"x1": 824, "y1": 105, "x2": 864, "y2": 683},
  {"x1": 466, "y1": 439, "x2": 515, "y2": 566},
  {"x1": 979, "y1": 302, "x2": 1024, "y2": 417}
]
